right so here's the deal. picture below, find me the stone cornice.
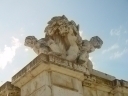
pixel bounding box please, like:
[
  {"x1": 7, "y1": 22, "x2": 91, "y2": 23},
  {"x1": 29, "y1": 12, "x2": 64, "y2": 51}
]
[
  {"x1": 12, "y1": 53, "x2": 87, "y2": 88},
  {"x1": 0, "y1": 81, "x2": 20, "y2": 96}
]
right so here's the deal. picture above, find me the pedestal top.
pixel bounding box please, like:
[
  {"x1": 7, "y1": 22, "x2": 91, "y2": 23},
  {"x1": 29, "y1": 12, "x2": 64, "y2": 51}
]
[{"x1": 12, "y1": 53, "x2": 88, "y2": 88}]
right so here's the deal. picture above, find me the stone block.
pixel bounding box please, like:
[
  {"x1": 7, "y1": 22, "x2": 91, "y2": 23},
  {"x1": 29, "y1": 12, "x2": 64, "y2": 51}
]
[
  {"x1": 51, "y1": 72, "x2": 74, "y2": 89},
  {"x1": 23, "y1": 85, "x2": 51, "y2": 96},
  {"x1": 21, "y1": 71, "x2": 51, "y2": 96},
  {"x1": 73, "y1": 78, "x2": 83, "y2": 94},
  {"x1": 83, "y1": 86, "x2": 97, "y2": 96},
  {"x1": 52, "y1": 85, "x2": 83, "y2": 96},
  {"x1": 97, "y1": 90, "x2": 109, "y2": 96}
]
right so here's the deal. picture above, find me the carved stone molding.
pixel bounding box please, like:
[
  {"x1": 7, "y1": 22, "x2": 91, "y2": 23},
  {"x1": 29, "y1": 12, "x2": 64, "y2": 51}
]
[
  {"x1": 0, "y1": 81, "x2": 20, "y2": 96},
  {"x1": 12, "y1": 53, "x2": 86, "y2": 88},
  {"x1": 112, "y1": 79, "x2": 128, "y2": 95},
  {"x1": 83, "y1": 75, "x2": 113, "y2": 87}
]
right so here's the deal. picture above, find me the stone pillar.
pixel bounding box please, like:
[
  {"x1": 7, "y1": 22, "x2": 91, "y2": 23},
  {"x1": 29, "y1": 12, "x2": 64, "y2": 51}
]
[
  {"x1": 112, "y1": 79, "x2": 128, "y2": 96},
  {"x1": 0, "y1": 81, "x2": 20, "y2": 96},
  {"x1": 12, "y1": 53, "x2": 87, "y2": 96},
  {"x1": 83, "y1": 75, "x2": 114, "y2": 96}
]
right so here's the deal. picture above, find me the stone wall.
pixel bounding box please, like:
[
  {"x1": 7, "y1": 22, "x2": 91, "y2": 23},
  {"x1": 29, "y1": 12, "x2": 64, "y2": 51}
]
[{"x1": 1, "y1": 53, "x2": 128, "y2": 96}]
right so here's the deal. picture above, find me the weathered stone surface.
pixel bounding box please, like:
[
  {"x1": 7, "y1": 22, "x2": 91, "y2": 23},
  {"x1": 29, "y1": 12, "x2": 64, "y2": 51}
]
[
  {"x1": 73, "y1": 78, "x2": 83, "y2": 94},
  {"x1": 83, "y1": 86, "x2": 97, "y2": 96},
  {"x1": 52, "y1": 85, "x2": 82, "y2": 96},
  {"x1": 12, "y1": 53, "x2": 86, "y2": 88},
  {"x1": 83, "y1": 75, "x2": 113, "y2": 93},
  {"x1": 92, "y1": 69, "x2": 116, "y2": 81},
  {"x1": 23, "y1": 85, "x2": 51, "y2": 96},
  {"x1": 51, "y1": 72, "x2": 74, "y2": 89},
  {"x1": 83, "y1": 85, "x2": 114, "y2": 96},
  {"x1": 112, "y1": 79, "x2": 128, "y2": 95},
  {"x1": 0, "y1": 81, "x2": 20, "y2": 96},
  {"x1": 97, "y1": 90, "x2": 109, "y2": 96},
  {"x1": 51, "y1": 71, "x2": 84, "y2": 95},
  {"x1": 12, "y1": 53, "x2": 49, "y2": 84},
  {"x1": 21, "y1": 71, "x2": 51, "y2": 96},
  {"x1": 11, "y1": 52, "x2": 128, "y2": 96},
  {"x1": 120, "y1": 80, "x2": 128, "y2": 88}
]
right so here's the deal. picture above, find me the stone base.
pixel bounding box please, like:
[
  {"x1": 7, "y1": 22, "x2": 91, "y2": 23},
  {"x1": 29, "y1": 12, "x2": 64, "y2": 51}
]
[
  {"x1": 11, "y1": 53, "x2": 128, "y2": 96},
  {"x1": 20, "y1": 71, "x2": 83, "y2": 96},
  {"x1": 11, "y1": 54, "x2": 85, "y2": 96}
]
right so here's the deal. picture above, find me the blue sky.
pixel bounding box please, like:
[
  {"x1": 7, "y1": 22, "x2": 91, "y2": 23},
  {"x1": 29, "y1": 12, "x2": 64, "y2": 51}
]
[{"x1": 0, "y1": 0, "x2": 128, "y2": 85}]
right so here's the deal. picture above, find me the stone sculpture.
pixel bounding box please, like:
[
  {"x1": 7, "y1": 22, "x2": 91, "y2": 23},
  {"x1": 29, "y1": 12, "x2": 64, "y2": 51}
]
[
  {"x1": 24, "y1": 15, "x2": 103, "y2": 72},
  {"x1": 78, "y1": 36, "x2": 103, "y2": 72},
  {"x1": 24, "y1": 36, "x2": 49, "y2": 55}
]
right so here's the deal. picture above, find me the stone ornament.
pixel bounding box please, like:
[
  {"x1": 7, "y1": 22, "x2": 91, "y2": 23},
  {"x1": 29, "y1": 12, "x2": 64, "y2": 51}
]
[{"x1": 24, "y1": 15, "x2": 103, "y2": 72}]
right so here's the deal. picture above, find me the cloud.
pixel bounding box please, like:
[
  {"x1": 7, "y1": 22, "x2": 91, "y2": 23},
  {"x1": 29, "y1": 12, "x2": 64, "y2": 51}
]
[
  {"x1": 89, "y1": 56, "x2": 94, "y2": 65},
  {"x1": 102, "y1": 44, "x2": 119, "y2": 54},
  {"x1": 89, "y1": 56, "x2": 93, "y2": 60},
  {"x1": 79, "y1": 30, "x2": 86, "y2": 39},
  {"x1": 0, "y1": 37, "x2": 21, "y2": 69},
  {"x1": 79, "y1": 31, "x2": 83, "y2": 37},
  {"x1": 89, "y1": 57, "x2": 95, "y2": 66},
  {"x1": 110, "y1": 48, "x2": 128, "y2": 59},
  {"x1": 110, "y1": 28, "x2": 121, "y2": 36},
  {"x1": 25, "y1": 48, "x2": 28, "y2": 52},
  {"x1": 89, "y1": 56, "x2": 99, "y2": 69},
  {"x1": 110, "y1": 26, "x2": 127, "y2": 38},
  {"x1": 4, "y1": 68, "x2": 21, "y2": 82}
]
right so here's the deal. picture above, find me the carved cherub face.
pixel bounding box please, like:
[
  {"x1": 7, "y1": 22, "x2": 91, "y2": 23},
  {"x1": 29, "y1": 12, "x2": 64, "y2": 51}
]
[
  {"x1": 24, "y1": 36, "x2": 37, "y2": 48},
  {"x1": 90, "y1": 36, "x2": 103, "y2": 49}
]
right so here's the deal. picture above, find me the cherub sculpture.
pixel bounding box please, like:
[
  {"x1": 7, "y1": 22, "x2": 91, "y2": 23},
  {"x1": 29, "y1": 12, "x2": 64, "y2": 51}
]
[
  {"x1": 24, "y1": 36, "x2": 49, "y2": 55},
  {"x1": 44, "y1": 15, "x2": 82, "y2": 61},
  {"x1": 24, "y1": 15, "x2": 103, "y2": 73},
  {"x1": 78, "y1": 36, "x2": 103, "y2": 72}
]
